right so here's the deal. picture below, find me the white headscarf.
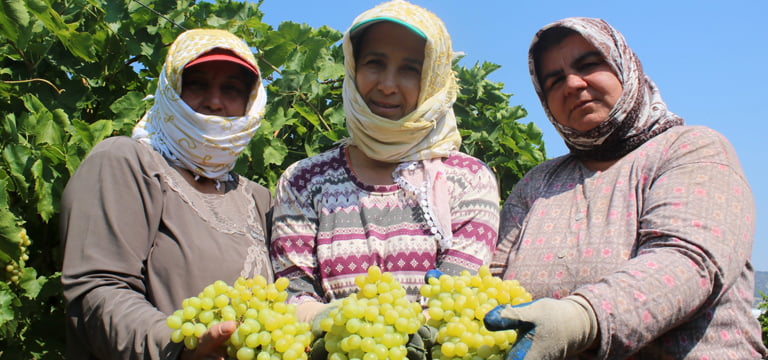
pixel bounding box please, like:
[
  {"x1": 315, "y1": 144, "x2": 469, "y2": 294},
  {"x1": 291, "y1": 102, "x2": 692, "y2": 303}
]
[{"x1": 132, "y1": 29, "x2": 267, "y2": 181}]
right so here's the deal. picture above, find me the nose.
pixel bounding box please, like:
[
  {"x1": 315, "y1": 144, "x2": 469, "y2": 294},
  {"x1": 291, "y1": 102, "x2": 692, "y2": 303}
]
[
  {"x1": 377, "y1": 69, "x2": 398, "y2": 95},
  {"x1": 202, "y1": 87, "x2": 224, "y2": 114},
  {"x1": 563, "y1": 73, "x2": 587, "y2": 96}
]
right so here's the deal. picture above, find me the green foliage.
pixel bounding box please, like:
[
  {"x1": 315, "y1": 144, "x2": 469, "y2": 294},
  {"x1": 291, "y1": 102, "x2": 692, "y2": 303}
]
[
  {"x1": 758, "y1": 292, "x2": 768, "y2": 347},
  {"x1": 454, "y1": 60, "x2": 544, "y2": 197},
  {"x1": 0, "y1": 0, "x2": 545, "y2": 357}
]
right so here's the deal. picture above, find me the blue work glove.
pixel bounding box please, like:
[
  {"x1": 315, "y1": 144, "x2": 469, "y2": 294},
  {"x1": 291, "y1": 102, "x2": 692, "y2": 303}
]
[
  {"x1": 484, "y1": 295, "x2": 598, "y2": 360},
  {"x1": 425, "y1": 269, "x2": 444, "y2": 282}
]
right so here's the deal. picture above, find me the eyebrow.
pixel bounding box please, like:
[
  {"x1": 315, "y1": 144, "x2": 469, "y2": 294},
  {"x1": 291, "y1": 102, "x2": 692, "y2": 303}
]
[
  {"x1": 404, "y1": 57, "x2": 424, "y2": 67},
  {"x1": 359, "y1": 51, "x2": 424, "y2": 66},
  {"x1": 541, "y1": 50, "x2": 603, "y2": 85}
]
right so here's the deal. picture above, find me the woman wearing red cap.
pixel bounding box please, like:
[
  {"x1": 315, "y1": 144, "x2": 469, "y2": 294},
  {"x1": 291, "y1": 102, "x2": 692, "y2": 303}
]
[{"x1": 60, "y1": 29, "x2": 271, "y2": 360}]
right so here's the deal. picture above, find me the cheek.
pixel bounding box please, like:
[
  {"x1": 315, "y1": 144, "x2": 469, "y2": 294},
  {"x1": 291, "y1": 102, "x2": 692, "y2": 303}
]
[
  {"x1": 594, "y1": 73, "x2": 623, "y2": 106},
  {"x1": 545, "y1": 93, "x2": 567, "y2": 121},
  {"x1": 225, "y1": 98, "x2": 249, "y2": 117},
  {"x1": 402, "y1": 78, "x2": 421, "y2": 106},
  {"x1": 608, "y1": 82, "x2": 623, "y2": 106},
  {"x1": 354, "y1": 69, "x2": 375, "y2": 96},
  {"x1": 180, "y1": 92, "x2": 200, "y2": 110}
]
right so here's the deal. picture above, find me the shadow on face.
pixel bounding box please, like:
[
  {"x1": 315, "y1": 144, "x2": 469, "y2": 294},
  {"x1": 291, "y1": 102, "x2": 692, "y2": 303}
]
[
  {"x1": 533, "y1": 30, "x2": 622, "y2": 132},
  {"x1": 181, "y1": 61, "x2": 256, "y2": 117},
  {"x1": 352, "y1": 21, "x2": 426, "y2": 120}
]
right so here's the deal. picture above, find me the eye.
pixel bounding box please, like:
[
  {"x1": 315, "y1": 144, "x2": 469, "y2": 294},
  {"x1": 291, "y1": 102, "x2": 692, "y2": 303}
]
[
  {"x1": 402, "y1": 64, "x2": 421, "y2": 75},
  {"x1": 182, "y1": 79, "x2": 207, "y2": 93},
  {"x1": 576, "y1": 54, "x2": 608, "y2": 74},
  {"x1": 578, "y1": 60, "x2": 602, "y2": 72},
  {"x1": 544, "y1": 75, "x2": 564, "y2": 93},
  {"x1": 221, "y1": 80, "x2": 249, "y2": 98},
  {"x1": 360, "y1": 58, "x2": 384, "y2": 68}
]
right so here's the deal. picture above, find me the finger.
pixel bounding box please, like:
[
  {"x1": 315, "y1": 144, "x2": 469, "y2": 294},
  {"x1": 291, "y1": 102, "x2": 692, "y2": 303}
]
[
  {"x1": 505, "y1": 328, "x2": 536, "y2": 360},
  {"x1": 484, "y1": 305, "x2": 516, "y2": 331},
  {"x1": 196, "y1": 320, "x2": 236, "y2": 354},
  {"x1": 425, "y1": 269, "x2": 443, "y2": 282},
  {"x1": 483, "y1": 305, "x2": 534, "y2": 332}
]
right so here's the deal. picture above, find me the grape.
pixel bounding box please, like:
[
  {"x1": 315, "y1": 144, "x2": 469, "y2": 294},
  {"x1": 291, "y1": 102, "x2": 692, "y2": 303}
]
[
  {"x1": 3, "y1": 228, "x2": 31, "y2": 285},
  {"x1": 421, "y1": 265, "x2": 532, "y2": 360},
  {"x1": 321, "y1": 265, "x2": 425, "y2": 360},
  {"x1": 166, "y1": 275, "x2": 313, "y2": 360},
  {"x1": 237, "y1": 347, "x2": 256, "y2": 360},
  {"x1": 170, "y1": 329, "x2": 185, "y2": 343},
  {"x1": 166, "y1": 314, "x2": 183, "y2": 329}
]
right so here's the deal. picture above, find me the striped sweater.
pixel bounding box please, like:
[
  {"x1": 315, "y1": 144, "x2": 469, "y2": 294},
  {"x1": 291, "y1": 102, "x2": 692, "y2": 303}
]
[{"x1": 271, "y1": 145, "x2": 500, "y2": 303}]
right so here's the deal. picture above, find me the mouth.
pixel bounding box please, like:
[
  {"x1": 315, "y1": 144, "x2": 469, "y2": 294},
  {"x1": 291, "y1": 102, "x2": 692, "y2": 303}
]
[
  {"x1": 570, "y1": 99, "x2": 591, "y2": 112},
  {"x1": 371, "y1": 100, "x2": 399, "y2": 109},
  {"x1": 369, "y1": 100, "x2": 401, "y2": 118}
]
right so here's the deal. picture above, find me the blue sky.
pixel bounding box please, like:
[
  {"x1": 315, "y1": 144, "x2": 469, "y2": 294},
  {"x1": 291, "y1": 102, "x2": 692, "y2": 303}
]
[{"x1": 258, "y1": 0, "x2": 768, "y2": 271}]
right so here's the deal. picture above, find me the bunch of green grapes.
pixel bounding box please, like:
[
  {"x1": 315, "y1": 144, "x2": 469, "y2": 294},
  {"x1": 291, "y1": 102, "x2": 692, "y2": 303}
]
[
  {"x1": 318, "y1": 265, "x2": 424, "y2": 360},
  {"x1": 419, "y1": 266, "x2": 532, "y2": 360},
  {"x1": 166, "y1": 276, "x2": 313, "y2": 360},
  {"x1": 3, "y1": 228, "x2": 31, "y2": 285}
]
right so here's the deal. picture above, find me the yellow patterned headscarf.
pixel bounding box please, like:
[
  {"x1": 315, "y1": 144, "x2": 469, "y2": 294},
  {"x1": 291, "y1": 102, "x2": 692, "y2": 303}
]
[
  {"x1": 132, "y1": 29, "x2": 266, "y2": 181},
  {"x1": 342, "y1": 0, "x2": 461, "y2": 162}
]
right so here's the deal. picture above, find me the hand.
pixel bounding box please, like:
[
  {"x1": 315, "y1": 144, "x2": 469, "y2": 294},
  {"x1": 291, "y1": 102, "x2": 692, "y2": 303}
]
[
  {"x1": 296, "y1": 300, "x2": 337, "y2": 338},
  {"x1": 483, "y1": 295, "x2": 598, "y2": 360},
  {"x1": 296, "y1": 300, "x2": 330, "y2": 324},
  {"x1": 301, "y1": 301, "x2": 338, "y2": 360},
  {"x1": 180, "y1": 320, "x2": 236, "y2": 360}
]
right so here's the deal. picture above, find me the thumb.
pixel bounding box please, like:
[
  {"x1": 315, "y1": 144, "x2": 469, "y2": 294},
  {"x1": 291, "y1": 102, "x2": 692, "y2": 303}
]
[
  {"x1": 484, "y1": 303, "x2": 536, "y2": 332},
  {"x1": 505, "y1": 328, "x2": 536, "y2": 360},
  {"x1": 197, "y1": 320, "x2": 236, "y2": 354}
]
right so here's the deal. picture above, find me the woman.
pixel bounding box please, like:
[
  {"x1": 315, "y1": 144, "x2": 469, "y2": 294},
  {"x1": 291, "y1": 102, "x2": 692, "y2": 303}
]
[
  {"x1": 485, "y1": 18, "x2": 767, "y2": 359},
  {"x1": 60, "y1": 29, "x2": 272, "y2": 360},
  {"x1": 270, "y1": 0, "x2": 500, "y2": 323}
]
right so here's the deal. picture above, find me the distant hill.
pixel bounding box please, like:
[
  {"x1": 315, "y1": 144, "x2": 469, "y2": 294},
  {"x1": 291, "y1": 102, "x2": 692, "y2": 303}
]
[{"x1": 755, "y1": 270, "x2": 768, "y2": 307}]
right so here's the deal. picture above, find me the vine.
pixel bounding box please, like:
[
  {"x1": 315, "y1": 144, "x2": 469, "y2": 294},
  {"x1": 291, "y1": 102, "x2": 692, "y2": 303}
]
[{"x1": 0, "y1": 0, "x2": 544, "y2": 358}]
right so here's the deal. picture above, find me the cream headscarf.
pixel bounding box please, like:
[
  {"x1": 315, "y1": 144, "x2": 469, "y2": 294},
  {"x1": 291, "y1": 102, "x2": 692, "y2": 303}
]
[
  {"x1": 132, "y1": 29, "x2": 267, "y2": 182},
  {"x1": 341, "y1": 0, "x2": 461, "y2": 162},
  {"x1": 342, "y1": 0, "x2": 461, "y2": 249}
]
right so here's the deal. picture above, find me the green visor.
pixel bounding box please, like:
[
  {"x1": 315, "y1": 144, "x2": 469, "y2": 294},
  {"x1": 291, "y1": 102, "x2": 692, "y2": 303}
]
[{"x1": 349, "y1": 17, "x2": 426, "y2": 39}]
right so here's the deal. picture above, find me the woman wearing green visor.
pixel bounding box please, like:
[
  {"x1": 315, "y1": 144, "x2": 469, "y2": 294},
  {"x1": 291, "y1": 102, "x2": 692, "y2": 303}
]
[{"x1": 270, "y1": 0, "x2": 500, "y2": 331}]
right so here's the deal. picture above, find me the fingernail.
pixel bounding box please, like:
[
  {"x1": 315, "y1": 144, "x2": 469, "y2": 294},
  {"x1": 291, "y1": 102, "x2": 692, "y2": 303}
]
[{"x1": 222, "y1": 321, "x2": 236, "y2": 335}]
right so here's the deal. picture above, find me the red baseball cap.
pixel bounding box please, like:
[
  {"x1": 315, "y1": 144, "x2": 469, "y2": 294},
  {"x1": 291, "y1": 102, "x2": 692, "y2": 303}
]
[{"x1": 185, "y1": 48, "x2": 258, "y2": 75}]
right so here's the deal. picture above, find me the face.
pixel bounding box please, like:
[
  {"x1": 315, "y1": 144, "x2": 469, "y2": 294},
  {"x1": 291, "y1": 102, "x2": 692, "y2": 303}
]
[
  {"x1": 539, "y1": 34, "x2": 623, "y2": 132},
  {"x1": 354, "y1": 21, "x2": 426, "y2": 120},
  {"x1": 180, "y1": 61, "x2": 254, "y2": 117}
]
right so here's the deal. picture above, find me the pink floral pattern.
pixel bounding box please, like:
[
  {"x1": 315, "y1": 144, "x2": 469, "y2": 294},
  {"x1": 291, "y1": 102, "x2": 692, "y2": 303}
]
[{"x1": 492, "y1": 126, "x2": 766, "y2": 358}]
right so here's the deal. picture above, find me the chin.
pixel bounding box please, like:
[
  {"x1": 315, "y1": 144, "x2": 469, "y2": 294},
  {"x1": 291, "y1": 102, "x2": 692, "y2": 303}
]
[
  {"x1": 567, "y1": 117, "x2": 606, "y2": 132},
  {"x1": 372, "y1": 111, "x2": 402, "y2": 120}
]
